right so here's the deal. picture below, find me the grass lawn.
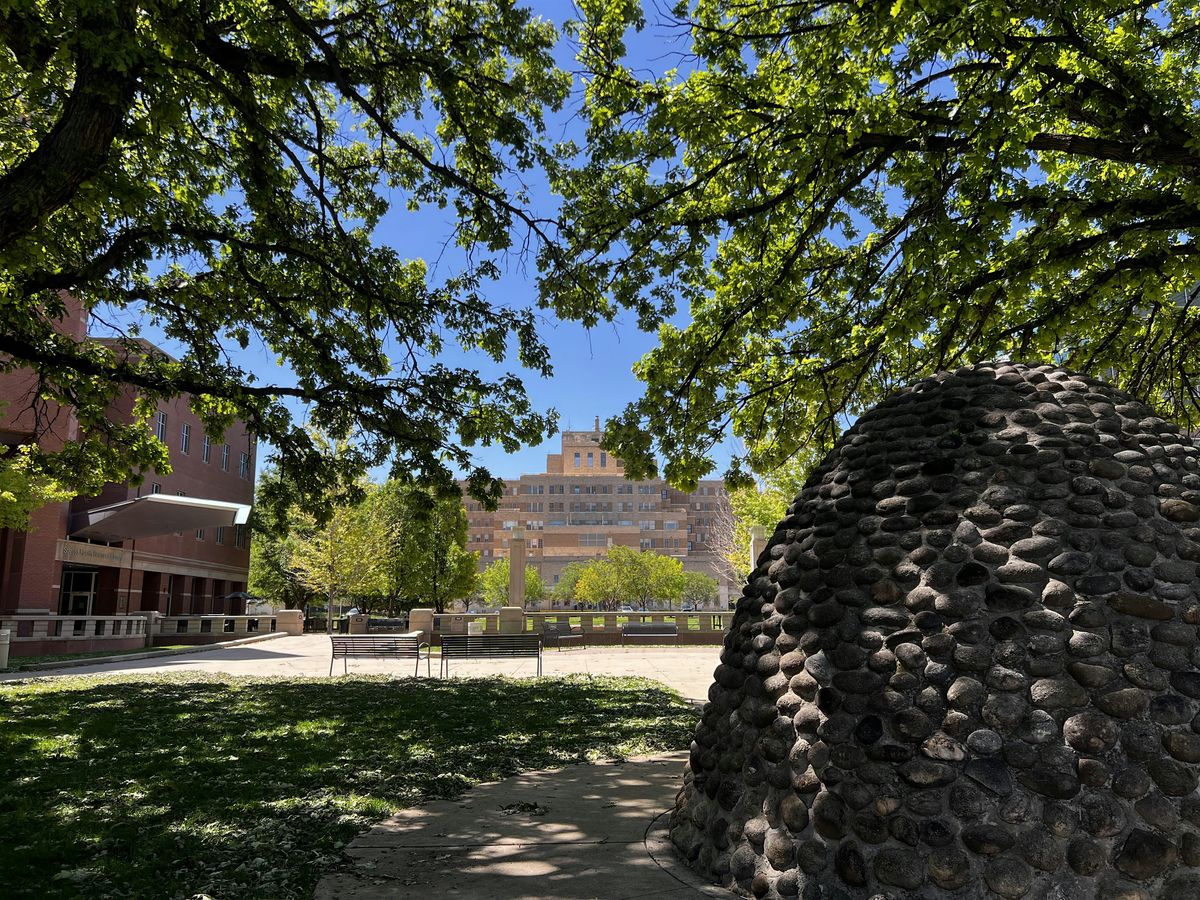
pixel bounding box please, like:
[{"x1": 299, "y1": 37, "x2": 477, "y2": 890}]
[
  {"x1": 0, "y1": 673, "x2": 698, "y2": 899},
  {"x1": 4, "y1": 646, "x2": 193, "y2": 670}
]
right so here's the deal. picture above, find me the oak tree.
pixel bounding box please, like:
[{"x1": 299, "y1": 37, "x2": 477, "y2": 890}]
[
  {"x1": 557, "y1": 0, "x2": 1200, "y2": 485},
  {"x1": 1, "y1": 0, "x2": 569, "y2": 517}
]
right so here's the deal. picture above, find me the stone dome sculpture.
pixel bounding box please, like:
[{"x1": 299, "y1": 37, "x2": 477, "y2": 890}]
[{"x1": 671, "y1": 362, "x2": 1200, "y2": 900}]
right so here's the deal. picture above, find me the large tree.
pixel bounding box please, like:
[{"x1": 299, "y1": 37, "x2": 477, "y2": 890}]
[
  {"x1": 558, "y1": 0, "x2": 1200, "y2": 486},
  {"x1": 1, "y1": 0, "x2": 568, "y2": 517}
]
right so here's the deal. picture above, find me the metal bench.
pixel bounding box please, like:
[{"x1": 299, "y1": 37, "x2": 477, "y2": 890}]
[
  {"x1": 440, "y1": 633, "x2": 542, "y2": 677},
  {"x1": 621, "y1": 622, "x2": 679, "y2": 646},
  {"x1": 541, "y1": 621, "x2": 584, "y2": 650},
  {"x1": 329, "y1": 634, "x2": 430, "y2": 677}
]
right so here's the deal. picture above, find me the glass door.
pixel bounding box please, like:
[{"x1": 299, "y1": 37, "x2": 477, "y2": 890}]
[{"x1": 59, "y1": 569, "x2": 98, "y2": 615}]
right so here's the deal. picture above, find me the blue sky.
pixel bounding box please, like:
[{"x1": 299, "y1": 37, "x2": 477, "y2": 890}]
[{"x1": 382, "y1": 0, "x2": 709, "y2": 480}]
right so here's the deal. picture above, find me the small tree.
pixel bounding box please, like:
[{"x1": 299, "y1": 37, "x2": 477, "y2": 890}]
[
  {"x1": 552, "y1": 561, "x2": 589, "y2": 606},
  {"x1": 680, "y1": 571, "x2": 719, "y2": 610},
  {"x1": 479, "y1": 557, "x2": 545, "y2": 607},
  {"x1": 575, "y1": 547, "x2": 686, "y2": 610},
  {"x1": 290, "y1": 497, "x2": 383, "y2": 628},
  {"x1": 711, "y1": 454, "x2": 817, "y2": 585},
  {"x1": 574, "y1": 558, "x2": 622, "y2": 610},
  {"x1": 371, "y1": 482, "x2": 478, "y2": 615}
]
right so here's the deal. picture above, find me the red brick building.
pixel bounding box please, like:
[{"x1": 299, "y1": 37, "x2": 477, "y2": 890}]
[{"x1": 0, "y1": 301, "x2": 255, "y2": 617}]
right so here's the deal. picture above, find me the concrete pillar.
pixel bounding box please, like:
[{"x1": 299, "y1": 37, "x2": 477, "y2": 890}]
[
  {"x1": 133, "y1": 610, "x2": 161, "y2": 647},
  {"x1": 409, "y1": 608, "x2": 434, "y2": 642},
  {"x1": 499, "y1": 606, "x2": 525, "y2": 634},
  {"x1": 275, "y1": 609, "x2": 304, "y2": 635},
  {"x1": 509, "y1": 528, "x2": 526, "y2": 608},
  {"x1": 750, "y1": 526, "x2": 765, "y2": 571},
  {"x1": 0, "y1": 630, "x2": 9, "y2": 669}
]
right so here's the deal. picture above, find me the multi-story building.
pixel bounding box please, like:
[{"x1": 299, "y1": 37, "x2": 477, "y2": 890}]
[
  {"x1": 462, "y1": 419, "x2": 733, "y2": 607},
  {"x1": 0, "y1": 300, "x2": 256, "y2": 618}
]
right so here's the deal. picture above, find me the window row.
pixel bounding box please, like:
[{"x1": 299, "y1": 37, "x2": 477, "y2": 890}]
[{"x1": 153, "y1": 412, "x2": 251, "y2": 478}]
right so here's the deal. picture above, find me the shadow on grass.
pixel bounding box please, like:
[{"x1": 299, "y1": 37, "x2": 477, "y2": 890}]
[{"x1": 0, "y1": 673, "x2": 698, "y2": 899}]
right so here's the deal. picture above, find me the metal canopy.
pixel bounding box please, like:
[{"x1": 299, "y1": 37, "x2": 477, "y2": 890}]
[{"x1": 70, "y1": 494, "x2": 252, "y2": 542}]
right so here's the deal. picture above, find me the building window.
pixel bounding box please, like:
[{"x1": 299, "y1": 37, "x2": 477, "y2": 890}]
[
  {"x1": 216, "y1": 526, "x2": 225, "y2": 544},
  {"x1": 587, "y1": 452, "x2": 593, "y2": 467},
  {"x1": 574, "y1": 452, "x2": 580, "y2": 467},
  {"x1": 239, "y1": 451, "x2": 250, "y2": 480},
  {"x1": 579, "y1": 533, "x2": 606, "y2": 547},
  {"x1": 640, "y1": 520, "x2": 655, "y2": 531},
  {"x1": 202, "y1": 434, "x2": 211, "y2": 464},
  {"x1": 151, "y1": 482, "x2": 162, "y2": 494},
  {"x1": 234, "y1": 524, "x2": 246, "y2": 549},
  {"x1": 665, "y1": 521, "x2": 679, "y2": 530},
  {"x1": 221, "y1": 444, "x2": 230, "y2": 471},
  {"x1": 155, "y1": 411, "x2": 168, "y2": 441},
  {"x1": 196, "y1": 528, "x2": 204, "y2": 541},
  {"x1": 600, "y1": 452, "x2": 607, "y2": 467},
  {"x1": 180, "y1": 423, "x2": 191, "y2": 455}
]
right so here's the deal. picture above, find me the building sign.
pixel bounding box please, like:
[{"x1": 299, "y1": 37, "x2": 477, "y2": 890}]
[{"x1": 56, "y1": 540, "x2": 131, "y2": 569}]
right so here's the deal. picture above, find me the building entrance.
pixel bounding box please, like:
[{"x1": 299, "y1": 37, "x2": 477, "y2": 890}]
[{"x1": 59, "y1": 568, "x2": 98, "y2": 615}]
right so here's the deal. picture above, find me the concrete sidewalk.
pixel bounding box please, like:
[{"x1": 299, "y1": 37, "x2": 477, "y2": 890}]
[
  {"x1": 0, "y1": 636, "x2": 721, "y2": 701},
  {"x1": 315, "y1": 753, "x2": 729, "y2": 900}
]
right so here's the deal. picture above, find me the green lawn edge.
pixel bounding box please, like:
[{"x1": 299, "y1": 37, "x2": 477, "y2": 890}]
[{"x1": 0, "y1": 673, "x2": 699, "y2": 899}]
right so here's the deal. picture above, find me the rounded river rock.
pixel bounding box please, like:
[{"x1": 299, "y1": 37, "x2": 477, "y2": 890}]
[{"x1": 669, "y1": 362, "x2": 1200, "y2": 899}]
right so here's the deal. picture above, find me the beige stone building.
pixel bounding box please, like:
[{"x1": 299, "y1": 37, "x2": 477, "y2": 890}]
[{"x1": 462, "y1": 419, "x2": 733, "y2": 607}]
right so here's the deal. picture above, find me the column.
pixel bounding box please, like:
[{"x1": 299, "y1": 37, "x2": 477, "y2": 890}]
[
  {"x1": 508, "y1": 528, "x2": 526, "y2": 608},
  {"x1": 750, "y1": 526, "x2": 765, "y2": 571}
]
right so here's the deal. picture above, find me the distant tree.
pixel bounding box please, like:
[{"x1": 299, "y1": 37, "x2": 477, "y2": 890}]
[
  {"x1": 290, "y1": 493, "x2": 384, "y2": 627},
  {"x1": 574, "y1": 558, "x2": 622, "y2": 611},
  {"x1": 710, "y1": 454, "x2": 818, "y2": 585},
  {"x1": 575, "y1": 547, "x2": 685, "y2": 610},
  {"x1": 552, "y1": 561, "x2": 589, "y2": 604},
  {"x1": 247, "y1": 465, "x2": 313, "y2": 611},
  {"x1": 371, "y1": 481, "x2": 478, "y2": 615},
  {"x1": 679, "y1": 571, "x2": 719, "y2": 610},
  {"x1": 478, "y1": 557, "x2": 545, "y2": 607},
  {"x1": 1, "y1": 0, "x2": 568, "y2": 516}
]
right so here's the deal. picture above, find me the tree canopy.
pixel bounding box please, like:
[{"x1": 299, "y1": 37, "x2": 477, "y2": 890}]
[
  {"x1": 574, "y1": 546, "x2": 686, "y2": 609},
  {"x1": 370, "y1": 480, "x2": 478, "y2": 614},
  {"x1": 478, "y1": 557, "x2": 545, "y2": 607},
  {"x1": 559, "y1": 0, "x2": 1200, "y2": 487},
  {"x1": 1, "y1": 0, "x2": 569, "y2": 515}
]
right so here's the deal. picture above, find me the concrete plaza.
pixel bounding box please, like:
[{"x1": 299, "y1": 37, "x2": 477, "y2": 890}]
[{"x1": 0, "y1": 635, "x2": 722, "y2": 701}]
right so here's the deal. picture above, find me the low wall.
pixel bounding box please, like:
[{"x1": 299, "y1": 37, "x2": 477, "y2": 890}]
[
  {"x1": 1, "y1": 611, "x2": 301, "y2": 657},
  {"x1": 153, "y1": 615, "x2": 279, "y2": 645},
  {"x1": 409, "y1": 610, "x2": 734, "y2": 646},
  {"x1": 1, "y1": 614, "x2": 150, "y2": 658}
]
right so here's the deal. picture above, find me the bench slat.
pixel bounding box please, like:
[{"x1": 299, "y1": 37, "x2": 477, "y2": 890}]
[
  {"x1": 329, "y1": 635, "x2": 431, "y2": 676},
  {"x1": 440, "y1": 634, "x2": 542, "y2": 676}
]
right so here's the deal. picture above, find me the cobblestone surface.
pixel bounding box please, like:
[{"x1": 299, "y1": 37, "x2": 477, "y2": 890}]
[{"x1": 671, "y1": 362, "x2": 1200, "y2": 899}]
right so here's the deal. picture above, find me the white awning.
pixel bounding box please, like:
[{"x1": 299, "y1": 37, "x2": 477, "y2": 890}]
[{"x1": 70, "y1": 494, "x2": 252, "y2": 542}]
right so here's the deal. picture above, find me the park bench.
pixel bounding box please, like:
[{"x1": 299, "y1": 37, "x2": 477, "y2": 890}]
[
  {"x1": 440, "y1": 633, "x2": 542, "y2": 677},
  {"x1": 541, "y1": 621, "x2": 584, "y2": 650},
  {"x1": 621, "y1": 622, "x2": 679, "y2": 646},
  {"x1": 329, "y1": 634, "x2": 430, "y2": 677}
]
